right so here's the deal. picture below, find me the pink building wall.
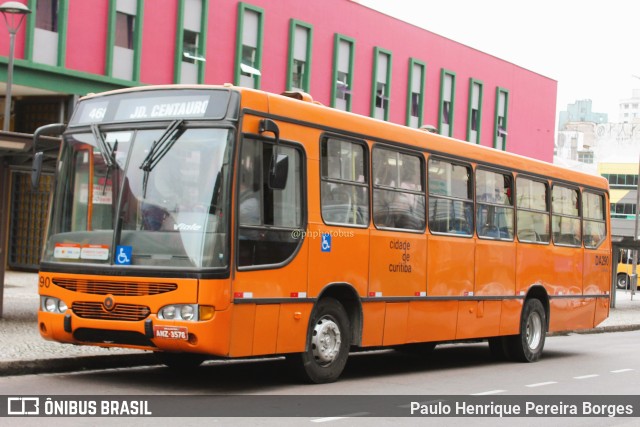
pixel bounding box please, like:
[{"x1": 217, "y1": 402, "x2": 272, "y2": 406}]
[{"x1": 0, "y1": 0, "x2": 557, "y2": 161}]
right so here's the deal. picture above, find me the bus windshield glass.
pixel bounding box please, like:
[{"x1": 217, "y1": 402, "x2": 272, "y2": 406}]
[{"x1": 43, "y1": 125, "x2": 234, "y2": 270}]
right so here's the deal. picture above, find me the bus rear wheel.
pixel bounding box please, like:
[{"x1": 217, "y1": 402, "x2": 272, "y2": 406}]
[
  {"x1": 294, "y1": 297, "x2": 350, "y2": 384},
  {"x1": 617, "y1": 274, "x2": 630, "y2": 290},
  {"x1": 507, "y1": 298, "x2": 546, "y2": 362}
]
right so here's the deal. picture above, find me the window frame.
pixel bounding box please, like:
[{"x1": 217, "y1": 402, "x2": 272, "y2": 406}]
[
  {"x1": 406, "y1": 58, "x2": 426, "y2": 128},
  {"x1": 331, "y1": 34, "x2": 355, "y2": 111},
  {"x1": 438, "y1": 69, "x2": 456, "y2": 137},
  {"x1": 287, "y1": 19, "x2": 313, "y2": 92},
  {"x1": 494, "y1": 87, "x2": 509, "y2": 150},
  {"x1": 467, "y1": 78, "x2": 483, "y2": 144},
  {"x1": 174, "y1": 0, "x2": 208, "y2": 84},
  {"x1": 234, "y1": 2, "x2": 264, "y2": 89},
  {"x1": 583, "y1": 191, "x2": 607, "y2": 250},
  {"x1": 370, "y1": 47, "x2": 392, "y2": 121}
]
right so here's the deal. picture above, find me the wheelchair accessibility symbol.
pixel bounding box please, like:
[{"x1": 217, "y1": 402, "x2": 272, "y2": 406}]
[
  {"x1": 321, "y1": 233, "x2": 332, "y2": 252},
  {"x1": 115, "y1": 245, "x2": 132, "y2": 265}
]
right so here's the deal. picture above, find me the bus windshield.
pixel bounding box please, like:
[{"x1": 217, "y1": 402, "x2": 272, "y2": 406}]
[{"x1": 42, "y1": 125, "x2": 234, "y2": 270}]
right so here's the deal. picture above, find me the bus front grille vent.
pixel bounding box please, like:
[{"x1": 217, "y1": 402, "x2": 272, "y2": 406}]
[
  {"x1": 72, "y1": 301, "x2": 151, "y2": 321},
  {"x1": 53, "y1": 278, "x2": 177, "y2": 296}
]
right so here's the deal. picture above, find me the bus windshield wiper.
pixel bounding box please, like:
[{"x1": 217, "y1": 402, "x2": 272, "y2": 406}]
[
  {"x1": 91, "y1": 123, "x2": 117, "y2": 168},
  {"x1": 139, "y1": 119, "x2": 185, "y2": 197}
]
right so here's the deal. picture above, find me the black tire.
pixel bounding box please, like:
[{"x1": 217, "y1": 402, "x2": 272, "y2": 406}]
[
  {"x1": 154, "y1": 352, "x2": 206, "y2": 370},
  {"x1": 617, "y1": 274, "x2": 629, "y2": 290},
  {"x1": 507, "y1": 298, "x2": 546, "y2": 362},
  {"x1": 293, "y1": 297, "x2": 350, "y2": 384},
  {"x1": 488, "y1": 336, "x2": 510, "y2": 361}
]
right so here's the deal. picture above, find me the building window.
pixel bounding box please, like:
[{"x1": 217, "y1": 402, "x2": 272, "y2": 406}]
[
  {"x1": 115, "y1": 11, "x2": 135, "y2": 49},
  {"x1": 494, "y1": 87, "x2": 509, "y2": 150},
  {"x1": 439, "y1": 69, "x2": 456, "y2": 136},
  {"x1": 108, "y1": 0, "x2": 141, "y2": 81},
  {"x1": 36, "y1": 0, "x2": 58, "y2": 32},
  {"x1": 176, "y1": 0, "x2": 206, "y2": 84},
  {"x1": 320, "y1": 137, "x2": 369, "y2": 227},
  {"x1": 332, "y1": 34, "x2": 355, "y2": 111},
  {"x1": 406, "y1": 59, "x2": 426, "y2": 128},
  {"x1": 287, "y1": 20, "x2": 313, "y2": 92},
  {"x1": 467, "y1": 79, "x2": 483, "y2": 144},
  {"x1": 371, "y1": 47, "x2": 392, "y2": 121},
  {"x1": 235, "y1": 3, "x2": 264, "y2": 89}
]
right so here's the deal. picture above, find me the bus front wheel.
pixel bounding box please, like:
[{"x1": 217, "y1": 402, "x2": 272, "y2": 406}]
[
  {"x1": 294, "y1": 297, "x2": 351, "y2": 384},
  {"x1": 507, "y1": 298, "x2": 546, "y2": 363}
]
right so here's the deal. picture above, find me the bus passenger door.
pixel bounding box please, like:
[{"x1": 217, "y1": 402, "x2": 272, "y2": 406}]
[{"x1": 231, "y1": 136, "x2": 309, "y2": 358}]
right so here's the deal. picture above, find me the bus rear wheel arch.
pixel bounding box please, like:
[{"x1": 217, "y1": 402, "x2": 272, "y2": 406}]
[{"x1": 507, "y1": 298, "x2": 547, "y2": 362}]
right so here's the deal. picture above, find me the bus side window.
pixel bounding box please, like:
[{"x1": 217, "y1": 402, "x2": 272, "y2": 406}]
[
  {"x1": 427, "y1": 158, "x2": 473, "y2": 236},
  {"x1": 320, "y1": 137, "x2": 369, "y2": 226},
  {"x1": 372, "y1": 147, "x2": 425, "y2": 231},
  {"x1": 551, "y1": 185, "x2": 581, "y2": 247},
  {"x1": 238, "y1": 138, "x2": 303, "y2": 267},
  {"x1": 583, "y1": 191, "x2": 606, "y2": 249},
  {"x1": 516, "y1": 177, "x2": 550, "y2": 244},
  {"x1": 475, "y1": 169, "x2": 514, "y2": 240}
]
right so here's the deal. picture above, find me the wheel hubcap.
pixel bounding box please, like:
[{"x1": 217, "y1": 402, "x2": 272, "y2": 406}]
[
  {"x1": 311, "y1": 317, "x2": 342, "y2": 365},
  {"x1": 526, "y1": 312, "x2": 542, "y2": 350}
]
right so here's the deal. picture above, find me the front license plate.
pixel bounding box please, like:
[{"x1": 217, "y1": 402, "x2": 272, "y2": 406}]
[{"x1": 153, "y1": 325, "x2": 188, "y2": 340}]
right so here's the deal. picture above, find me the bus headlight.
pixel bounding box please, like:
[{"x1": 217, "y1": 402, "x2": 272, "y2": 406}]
[
  {"x1": 41, "y1": 296, "x2": 68, "y2": 314},
  {"x1": 158, "y1": 304, "x2": 199, "y2": 321}
]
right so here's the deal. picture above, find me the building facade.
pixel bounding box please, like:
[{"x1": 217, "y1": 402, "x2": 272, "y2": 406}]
[{"x1": 0, "y1": 0, "x2": 558, "y2": 270}]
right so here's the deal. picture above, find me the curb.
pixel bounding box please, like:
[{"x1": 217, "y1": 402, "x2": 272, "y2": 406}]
[{"x1": 0, "y1": 353, "x2": 159, "y2": 377}]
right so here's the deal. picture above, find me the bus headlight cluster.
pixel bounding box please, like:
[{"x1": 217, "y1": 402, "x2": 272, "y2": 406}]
[
  {"x1": 158, "y1": 304, "x2": 199, "y2": 321},
  {"x1": 41, "y1": 296, "x2": 68, "y2": 313}
]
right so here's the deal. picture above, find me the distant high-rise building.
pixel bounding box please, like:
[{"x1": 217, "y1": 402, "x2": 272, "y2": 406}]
[
  {"x1": 558, "y1": 99, "x2": 608, "y2": 130},
  {"x1": 618, "y1": 89, "x2": 640, "y2": 123}
]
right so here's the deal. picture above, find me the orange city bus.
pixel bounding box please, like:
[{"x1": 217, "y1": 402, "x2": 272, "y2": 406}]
[{"x1": 33, "y1": 85, "x2": 611, "y2": 383}]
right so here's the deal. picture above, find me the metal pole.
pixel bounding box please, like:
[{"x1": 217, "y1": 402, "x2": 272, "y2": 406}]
[
  {"x1": 0, "y1": 158, "x2": 7, "y2": 318},
  {"x1": 2, "y1": 27, "x2": 14, "y2": 130}
]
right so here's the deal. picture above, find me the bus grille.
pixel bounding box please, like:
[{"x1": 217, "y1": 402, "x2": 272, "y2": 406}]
[
  {"x1": 53, "y1": 278, "x2": 177, "y2": 296},
  {"x1": 72, "y1": 301, "x2": 150, "y2": 321}
]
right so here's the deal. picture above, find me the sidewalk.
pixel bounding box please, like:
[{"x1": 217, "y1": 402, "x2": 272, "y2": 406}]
[{"x1": 1, "y1": 270, "x2": 640, "y2": 376}]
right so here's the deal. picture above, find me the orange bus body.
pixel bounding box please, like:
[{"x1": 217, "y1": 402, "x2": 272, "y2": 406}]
[{"x1": 37, "y1": 86, "x2": 611, "y2": 383}]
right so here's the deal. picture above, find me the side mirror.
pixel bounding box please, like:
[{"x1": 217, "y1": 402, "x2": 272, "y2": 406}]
[
  {"x1": 269, "y1": 153, "x2": 289, "y2": 190},
  {"x1": 31, "y1": 123, "x2": 66, "y2": 190},
  {"x1": 31, "y1": 151, "x2": 44, "y2": 189}
]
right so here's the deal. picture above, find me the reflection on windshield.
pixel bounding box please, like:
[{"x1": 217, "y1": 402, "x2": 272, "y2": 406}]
[{"x1": 43, "y1": 127, "x2": 233, "y2": 270}]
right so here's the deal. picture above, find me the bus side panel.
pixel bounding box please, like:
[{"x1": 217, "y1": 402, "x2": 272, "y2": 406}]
[
  {"x1": 427, "y1": 236, "x2": 474, "y2": 296},
  {"x1": 229, "y1": 304, "x2": 256, "y2": 357},
  {"x1": 516, "y1": 244, "x2": 554, "y2": 294},
  {"x1": 548, "y1": 298, "x2": 595, "y2": 332},
  {"x1": 583, "y1": 247, "x2": 612, "y2": 295},
  {"x1": 198, "y1": 278, "x2": 232, "y2": 311},
  {"x1": 475, "y1": 241, "x2": 515, "y2": 296},
  {"x1": 276, "y1": 303, "x2": 312, "y2": 354},
  {"x1": 361, "y1": 302, "x2": 385, "y2": 346},
  {"x1": 593, "y1": 297, "x2": 610, "y2": 327},
  {"x1": 455, "y1": 300, "x2": 501, "y2": 339},
  {"x1": 382, "y1": 302, "x2": 409, "y2": 346},
  {"x1": 499, "y1": 299, "x2": 522, "y2": 335},
  {"x1": 253, "y1": 304, "x2": 280, "y2": 355},
  {"x1": 406, "y1": 301, "x2": 458, "y2": 343},
  {"x1": 550, "y1": 246, "x2": 583, "y2": 295}
]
